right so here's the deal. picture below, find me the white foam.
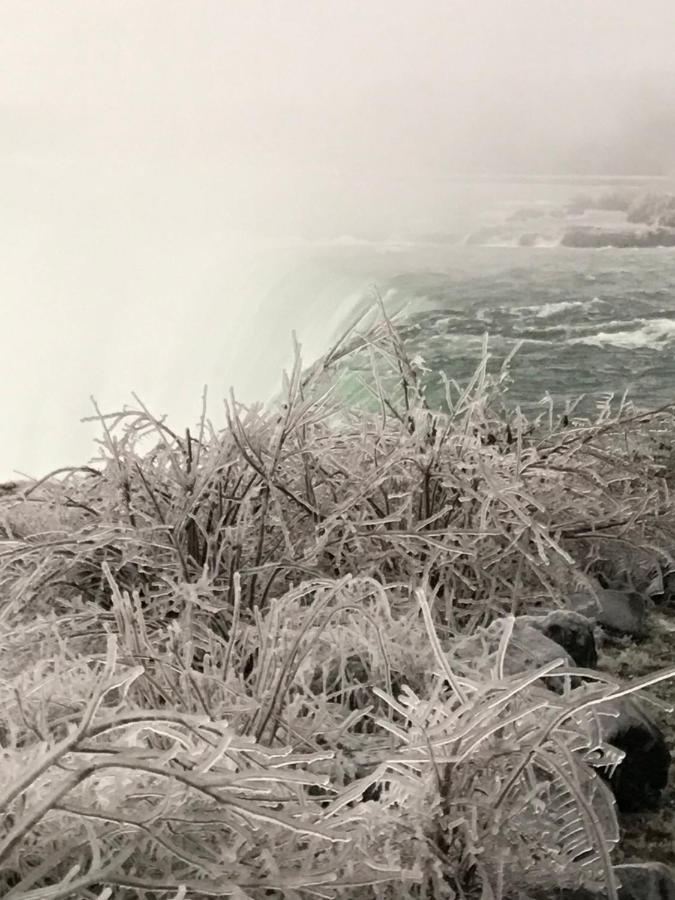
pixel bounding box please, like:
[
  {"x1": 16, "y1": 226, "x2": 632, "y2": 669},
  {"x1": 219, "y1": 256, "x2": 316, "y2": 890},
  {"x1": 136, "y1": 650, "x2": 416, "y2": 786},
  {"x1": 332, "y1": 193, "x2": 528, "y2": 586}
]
[
  {"x1": 535, "y1": 300, "x2": 585, "y2": 318},
  {"x1": 531, "y1": 236, "x2": 563, "y2": 248},
  {"x1": 567, "y1": 318, "x2": 675, "y2": 351},
  {"x1": 462, "y1": 234, "x2": 520, "y2": 248},
  {"x1": 464, "y1": 232, "x2": 562, "y2": 249},
  {"x1": 511, "y1": 299, "x2": 584, "y2": 319}
]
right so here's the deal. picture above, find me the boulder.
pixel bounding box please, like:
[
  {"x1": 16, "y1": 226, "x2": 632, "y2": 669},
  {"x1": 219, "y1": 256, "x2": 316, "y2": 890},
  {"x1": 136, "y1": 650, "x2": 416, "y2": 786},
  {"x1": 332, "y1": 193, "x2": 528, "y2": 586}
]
[
  {"x1": 451, "y1": 616, "x2": 670, "y2": 811},
  {"x1": 568, "y1": 588, "x2": 649, "y2": 638},
  {"x1": 627, "y1": 192, "x2": 675, "y2": 227},
  {"x1": 523, "y1": 610, "x2": 598, "y2": 668},
  {"x1": 595, "y1": 696, "x2": 671, "y2": 812},
  {"x1": 480, "y1": 618, "x2": 575, "y2": 693},
  {"x1": 445, "y1": 616, "x2": 576, "y2": 694}
]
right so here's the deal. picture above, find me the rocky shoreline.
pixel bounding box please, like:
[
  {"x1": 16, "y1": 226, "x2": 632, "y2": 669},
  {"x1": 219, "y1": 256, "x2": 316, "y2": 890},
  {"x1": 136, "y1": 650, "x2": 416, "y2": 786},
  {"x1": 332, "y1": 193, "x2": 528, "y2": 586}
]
[
  {"x1": 2, "y1": 314, "x2": 675, "y2": 899},
  {"x1": 603, "y1": 610, "x2": 675, "y2": 869},
  {"x1": 561, "y1": 226, "x2": 675, "y2": 248},
  {"x1": 466, "y1": 190, "x2": 675, "y2": 249},
  {"x1": 2, "y1": 475, "x2": 674, "y2": 897}
]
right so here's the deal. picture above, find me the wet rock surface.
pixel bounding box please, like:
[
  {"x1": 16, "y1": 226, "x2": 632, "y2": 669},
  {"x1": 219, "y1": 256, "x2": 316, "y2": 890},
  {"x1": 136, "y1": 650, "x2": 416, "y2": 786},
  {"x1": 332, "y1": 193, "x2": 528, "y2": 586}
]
[
  {"x1": 524, "y1": 609, "x2": 598, "y2": 668},
  {"x1": 569, "y1": 587, "x2": 650, "y2": 638},
  {"x1": 492, "y1": 609, "x2": 670, "y2": 813},
  {"x1": 596, "y1": 697, "x2": 671, "y2": 812},
  {"x1": 599, "y1": 607, "x2": 675, "y2": 868},
  {"x1": 463, "y1": 616, "x2": 574, "y2": 693},
  {"x1": 492, "y1": 596, "x2": 674, "y2": 871}
]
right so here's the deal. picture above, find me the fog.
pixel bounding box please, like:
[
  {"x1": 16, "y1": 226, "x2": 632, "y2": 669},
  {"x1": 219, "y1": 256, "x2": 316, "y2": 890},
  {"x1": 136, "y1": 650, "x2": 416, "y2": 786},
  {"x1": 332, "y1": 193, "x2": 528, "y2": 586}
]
[{"x1": 2, "y1": 1, "x2": 675, "y2": 479}]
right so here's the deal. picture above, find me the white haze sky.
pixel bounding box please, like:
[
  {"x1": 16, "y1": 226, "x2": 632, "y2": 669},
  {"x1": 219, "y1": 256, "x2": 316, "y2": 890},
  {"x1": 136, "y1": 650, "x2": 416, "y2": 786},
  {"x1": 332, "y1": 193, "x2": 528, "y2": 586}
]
[{"x1": 2, "y1": 1, "x2": 675, "y2": 479}]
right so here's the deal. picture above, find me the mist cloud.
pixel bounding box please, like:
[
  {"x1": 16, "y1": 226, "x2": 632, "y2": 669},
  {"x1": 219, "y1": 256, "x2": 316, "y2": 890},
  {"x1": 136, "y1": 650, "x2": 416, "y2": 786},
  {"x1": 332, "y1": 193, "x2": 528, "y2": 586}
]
[
  {"x1": 2, "y1": 1, "x2": 675, "y2": 179},
  {"x1": 2, "y1": 0, "x2": 675, "y2": 478}
]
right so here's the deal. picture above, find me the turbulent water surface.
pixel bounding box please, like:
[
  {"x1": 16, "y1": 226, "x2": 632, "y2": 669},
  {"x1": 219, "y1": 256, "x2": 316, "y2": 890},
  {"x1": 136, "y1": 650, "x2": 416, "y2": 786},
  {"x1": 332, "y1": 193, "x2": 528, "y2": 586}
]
[
  {"x1": 298, "y1": 176, "x2": 675, "y2": 416},
  {"x1": 6, "y1": 176, "x2": 675, "y2": 480}
]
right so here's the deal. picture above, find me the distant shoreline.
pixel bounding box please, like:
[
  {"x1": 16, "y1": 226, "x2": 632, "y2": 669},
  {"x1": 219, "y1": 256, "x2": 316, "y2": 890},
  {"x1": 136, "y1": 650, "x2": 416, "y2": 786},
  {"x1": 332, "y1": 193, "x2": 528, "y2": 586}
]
[{"x1": 406, "y1": 173, "x2": 674, "y2": 185}]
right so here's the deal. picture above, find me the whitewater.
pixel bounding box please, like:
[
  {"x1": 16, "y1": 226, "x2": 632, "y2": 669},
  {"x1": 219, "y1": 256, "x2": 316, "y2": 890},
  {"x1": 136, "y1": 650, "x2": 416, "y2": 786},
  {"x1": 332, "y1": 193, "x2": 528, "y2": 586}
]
[{"x1": 5, "y1": 174, "x2": 675, "y2": 479}]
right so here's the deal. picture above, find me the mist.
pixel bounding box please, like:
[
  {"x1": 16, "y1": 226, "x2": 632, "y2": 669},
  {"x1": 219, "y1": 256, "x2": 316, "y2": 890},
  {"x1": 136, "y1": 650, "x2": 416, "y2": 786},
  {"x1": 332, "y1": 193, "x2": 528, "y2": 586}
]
[{"x1": 2, "y1": 1, "x2": 675, "y2": 479}]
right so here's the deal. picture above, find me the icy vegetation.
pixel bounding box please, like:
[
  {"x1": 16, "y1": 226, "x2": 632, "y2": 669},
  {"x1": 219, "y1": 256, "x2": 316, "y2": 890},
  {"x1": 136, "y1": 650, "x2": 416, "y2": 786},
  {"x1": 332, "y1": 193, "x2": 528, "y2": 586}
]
[{"x1": 1, "y1": 305, "x2": 675, "y2": 899}]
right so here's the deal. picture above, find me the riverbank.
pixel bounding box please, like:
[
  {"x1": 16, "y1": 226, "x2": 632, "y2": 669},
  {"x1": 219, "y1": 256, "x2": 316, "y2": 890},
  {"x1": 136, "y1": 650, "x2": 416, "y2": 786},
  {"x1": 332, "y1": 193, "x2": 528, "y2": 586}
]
[{"x1": 1, "y1": 311, "x2": 674, "y2": 899}]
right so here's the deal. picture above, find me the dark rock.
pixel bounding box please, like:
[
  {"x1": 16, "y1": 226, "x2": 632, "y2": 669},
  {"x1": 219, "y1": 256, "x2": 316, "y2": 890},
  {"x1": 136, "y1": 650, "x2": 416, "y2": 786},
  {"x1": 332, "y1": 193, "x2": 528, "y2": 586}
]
[
  {"x1": 481, "y1": 618, "x2": 575, "y2": 692},
  {"x1": 518, "y1": 232, "x2": 540, "y2": 247},
  {"x1": 627, "y1": 193, "x2": 675, "y2": 227},
  {"x1": 568, "y1": 588, "x2": 649, "y2": 637},
  {"x1": 561, "y1": 226, "x2": 675, "y2": 248},
  {"x1": 654, "y1": 569, "x2": 675, "y2": 606},
  {"x1": 447, "y1": 616, "x2": 575, "y2": 693},
  {"x1": 525, "y1": 610, "x2": 598, "y2": 668},
  {"x1": 596, "y1": 696, "x2": 671, "y2": 812}
]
